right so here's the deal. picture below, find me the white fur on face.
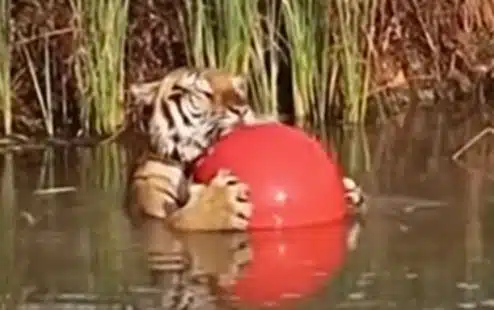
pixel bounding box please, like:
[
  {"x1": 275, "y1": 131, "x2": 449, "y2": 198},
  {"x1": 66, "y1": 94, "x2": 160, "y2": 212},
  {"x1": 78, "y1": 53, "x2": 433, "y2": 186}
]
[
  {"x1": 146, "y1": 71, "x2": 274, "y2": 164},
  {"x1": 156, "y1": 76, "x2": 219, "y2": 162},
  {"x1": 176, "y1": 71, "x2": 214, "y2": 95},
  {"x1": 175, "y1": 118, "x2": 218, "y2": 163},
  {"x1": 149, "y1": 96, "x2": 174, "y2": 156}
]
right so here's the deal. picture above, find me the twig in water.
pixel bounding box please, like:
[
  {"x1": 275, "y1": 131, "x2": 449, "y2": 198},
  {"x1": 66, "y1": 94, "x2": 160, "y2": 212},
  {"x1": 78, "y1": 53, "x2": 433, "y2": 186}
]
[
  {"x1": 452, "y1": 127, "x2": 494, "y2": 161},
  {"x1": 372, "y1": 195, "x2": 447, "y2": 210},
  {"x1": 20, "y1": 211, "x2": 37, "y2": 226},
  {"x1": 33, "y1": 186, "x2": 77, "y2": 195}
]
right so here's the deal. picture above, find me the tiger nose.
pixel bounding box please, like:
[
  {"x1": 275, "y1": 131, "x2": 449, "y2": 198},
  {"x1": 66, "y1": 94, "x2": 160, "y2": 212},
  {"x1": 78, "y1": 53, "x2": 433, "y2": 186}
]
[{"x1": 170, "y1": 147, "x2": 180, "y2": 160}]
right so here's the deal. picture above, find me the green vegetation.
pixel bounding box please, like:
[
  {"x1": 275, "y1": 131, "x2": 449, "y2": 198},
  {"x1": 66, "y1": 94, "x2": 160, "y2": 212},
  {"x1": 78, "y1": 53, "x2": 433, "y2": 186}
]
[
  {"x1": 0, "y1": 0, "x2": 10, "y2": 135},
  {"x1": 183, "y1": 0, "x2": 377, "y2": 124},
  {"x1": 4, "y1": 0, "x2": 494, "y2": 139},
  {"x1": 22, "y1": 35, "x2": 55, "y2": 137},
  {"x1": 71, "y1": 0, "x2": 129, "y2": 135},
  {"x1": 334, "y1": 0, "x2": 377, "y2": 124},
  {"x1": 182, "y1": 0, "x2": 281, "y2": 117}
]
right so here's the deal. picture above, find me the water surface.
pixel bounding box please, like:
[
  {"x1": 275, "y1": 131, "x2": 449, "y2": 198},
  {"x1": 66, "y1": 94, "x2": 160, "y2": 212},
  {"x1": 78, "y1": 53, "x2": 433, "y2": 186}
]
[{"x1": 1, "y1": 115, "x2": 494, "y2": 309}]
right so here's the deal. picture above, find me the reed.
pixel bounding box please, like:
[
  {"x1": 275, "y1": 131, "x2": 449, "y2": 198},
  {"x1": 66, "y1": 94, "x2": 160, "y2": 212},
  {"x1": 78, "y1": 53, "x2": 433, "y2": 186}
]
[
  {"x1": 182, "y1": 0, "x2": 377, "y2": 124},
  {"x1": 183, "y1": 0, "x2": 256, "y2": 73},
  {"x1": 21, "y1": 37, "x2": 55, "y2": 137},
  {"x1": 181, "y1": 0, "x2": 281, "y2": 116},
  {"x1": 0, "y1": 0, "x2": 10, "y2": 135},
  {"x1": 280, "y1": 0, "x2": 378, "y2": 123},
  {"x1": 71, "y1": 0, "x2": 129, "y2": 135},
  {"x1": 333, "y1": 0, "x2": 377, "y2": 124},
  {"x1": 248, "y1": 1, "x2": 282, "y2": 116},
  {"x1": 281, "y1": 0, "x2": 331, "y2": 121}
]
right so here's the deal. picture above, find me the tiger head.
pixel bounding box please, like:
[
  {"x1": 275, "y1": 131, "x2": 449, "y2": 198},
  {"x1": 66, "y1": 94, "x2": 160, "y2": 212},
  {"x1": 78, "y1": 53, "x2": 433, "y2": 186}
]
[{"x1": 129, "y1": 67, "x2": 256, "y2": 165}]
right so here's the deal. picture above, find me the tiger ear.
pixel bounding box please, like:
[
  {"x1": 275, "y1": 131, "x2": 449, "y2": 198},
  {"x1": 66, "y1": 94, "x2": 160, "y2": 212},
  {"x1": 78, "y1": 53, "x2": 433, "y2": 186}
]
[
  {"x1": 231, "y1": 75, "x2": 248, "y2": 100},
  {"x1": 129, "y1": 81, "x2": 161, "y2": 106}
]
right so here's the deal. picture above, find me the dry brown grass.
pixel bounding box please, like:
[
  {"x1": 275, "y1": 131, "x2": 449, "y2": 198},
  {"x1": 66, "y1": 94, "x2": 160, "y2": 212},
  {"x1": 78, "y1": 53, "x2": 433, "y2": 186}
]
[{"x1": 370, "y1": 0, "x2": 494, "y2": 93}]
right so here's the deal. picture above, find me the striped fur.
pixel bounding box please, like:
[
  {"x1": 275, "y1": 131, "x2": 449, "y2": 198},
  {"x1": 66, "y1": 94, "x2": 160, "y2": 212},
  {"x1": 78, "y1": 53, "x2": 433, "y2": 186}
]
[
  {"x1": 130, "y1": 67, "x2": 257, "y2": 165},
  {"x1": 135, "y1": 216, "x2": 365, "y2": 309},
  {"x1": 126, "y1": 66, "x2": 366, "y2": 232},
  {"x1": 125, "y1": 67, "x2": 256, "y2": 232},
  {"x1": 126, "y1": 66, "x2": 367, "y2": 308}
]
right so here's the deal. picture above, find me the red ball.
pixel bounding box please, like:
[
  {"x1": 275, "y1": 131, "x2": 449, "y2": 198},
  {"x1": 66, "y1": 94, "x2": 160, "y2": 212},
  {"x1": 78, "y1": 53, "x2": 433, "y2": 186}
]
[
  {"x1": 193, "y1": 123, "x2": 347, "y2": 230},
  {"x1": 228, "y1": 224, "x2": 347, "y2": 307}
]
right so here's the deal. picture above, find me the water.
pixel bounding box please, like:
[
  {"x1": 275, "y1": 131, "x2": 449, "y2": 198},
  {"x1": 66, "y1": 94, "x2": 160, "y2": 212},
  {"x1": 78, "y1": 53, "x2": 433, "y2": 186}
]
[{"x1": 1, "y1": 115, "x2": 494, "y2": 309}]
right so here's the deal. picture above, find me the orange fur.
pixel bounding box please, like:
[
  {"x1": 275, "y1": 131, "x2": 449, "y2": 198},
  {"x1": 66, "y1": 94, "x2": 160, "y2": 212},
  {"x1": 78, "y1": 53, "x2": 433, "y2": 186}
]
[
  {"x1": 126, "y1": 67, "x2": 366, "y2": 232},
  {"x1": 202, "y1": 69, "x2": 248, "y2": 108},
  {"x1": 124, "y1": 67, "x2": 254, "y2": 232}
]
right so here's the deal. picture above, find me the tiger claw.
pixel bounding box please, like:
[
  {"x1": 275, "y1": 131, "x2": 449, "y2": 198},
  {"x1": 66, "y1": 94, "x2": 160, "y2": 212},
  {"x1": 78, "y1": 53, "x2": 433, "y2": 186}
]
[
  {"x1": 212, "y1": 169, "x2": 238, "y2": 187},
  {"x1": 217, "y1": 168, "x2": 232, "y2": 176},
  {"x1": 342, "y1": 177, "x2": 357, "y2": 191},
  {"x1": 229, "y1": 214, "x2": 249, "y2": 230},
  {"x1": 342, "y1": 176, "x2": 367, "y2": 215},
  {"x1": 232, "y1": 198, "x2": 252, "y2": 220},
  {"x1": 236, "y1": 183, "x2": 250, "y2": 201},
  {"x1": 215, "y1": 169, "x2": 253, "y2": 230}
]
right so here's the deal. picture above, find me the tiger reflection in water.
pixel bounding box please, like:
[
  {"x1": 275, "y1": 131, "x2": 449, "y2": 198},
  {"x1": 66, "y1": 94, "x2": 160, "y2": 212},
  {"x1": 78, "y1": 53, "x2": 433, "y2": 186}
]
[
  {"x1": 136, "y1": 218, "x2": 251, "y2": 309},
  {"x1": 124, "y1": 66, "x2": 367, "y2": 309},
  {"x1": 134, "y1": 217, "x2": 364, "y2": 309}
]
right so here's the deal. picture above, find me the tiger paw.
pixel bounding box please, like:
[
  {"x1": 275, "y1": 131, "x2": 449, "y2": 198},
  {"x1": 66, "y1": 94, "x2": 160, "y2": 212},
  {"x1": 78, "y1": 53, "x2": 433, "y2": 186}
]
[
  {"x1": 342, "y1": 176, "x2": 367, "y2": 216},
  {"x1": 169, "y1": 169, "x2": 253, "y2": 231}
]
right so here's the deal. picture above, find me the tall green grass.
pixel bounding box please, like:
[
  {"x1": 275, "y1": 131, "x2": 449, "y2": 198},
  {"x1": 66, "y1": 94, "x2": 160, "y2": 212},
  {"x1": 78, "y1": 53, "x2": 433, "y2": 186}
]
[
  {"x1": 0, "y1": 0, "x2": 10, "y2": 135},
  {"x1": 334, "y1": 0, "x2": 377, "y2": 124},
  {"x1": 281, "y1": 0, "x2": 329, "y2": 121},
  {"x1": 181, "y1": 0, "x2": 282, "y2": 116},
  {"x1": 71, "y1": 0, "x2": 129, "y2": 136},
  {"x1": 182, "y1": 0, "x2": 377, "y2": 124}
]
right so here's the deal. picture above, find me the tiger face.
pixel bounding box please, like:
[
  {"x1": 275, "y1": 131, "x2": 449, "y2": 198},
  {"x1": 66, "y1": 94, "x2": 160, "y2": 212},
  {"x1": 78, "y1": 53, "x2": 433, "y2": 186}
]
[{"x1": 130, "y1": 67, "x2": 255, "y2": 165}]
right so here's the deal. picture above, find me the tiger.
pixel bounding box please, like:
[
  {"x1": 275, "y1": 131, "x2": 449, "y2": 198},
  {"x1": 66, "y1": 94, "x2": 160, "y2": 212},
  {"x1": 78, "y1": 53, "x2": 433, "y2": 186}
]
[
  {"x1": 124, "y1": 67, "x2": 258, "y2": 232},
  {"x1": 124, "y1": 66, "x2": 366, "y2": 233}
]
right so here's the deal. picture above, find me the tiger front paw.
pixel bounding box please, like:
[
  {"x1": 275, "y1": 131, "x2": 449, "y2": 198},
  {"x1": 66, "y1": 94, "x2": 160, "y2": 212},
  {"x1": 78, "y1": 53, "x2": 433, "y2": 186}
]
[{"x1": 169, "y1": 169, "x2": 253, "y2": 231}]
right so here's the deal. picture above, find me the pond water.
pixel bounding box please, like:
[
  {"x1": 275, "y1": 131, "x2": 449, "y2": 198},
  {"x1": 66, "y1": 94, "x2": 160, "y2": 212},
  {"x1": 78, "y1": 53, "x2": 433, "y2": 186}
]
[{"x1": 2, "y1": 114, "x2": 494, "y2": 309}]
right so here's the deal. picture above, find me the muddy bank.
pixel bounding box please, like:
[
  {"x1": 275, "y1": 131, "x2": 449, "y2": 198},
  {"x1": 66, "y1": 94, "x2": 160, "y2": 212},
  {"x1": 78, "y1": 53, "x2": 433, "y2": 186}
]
[{"x1": 5, "y1": 0, "x2": 494, "y2": 145}]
